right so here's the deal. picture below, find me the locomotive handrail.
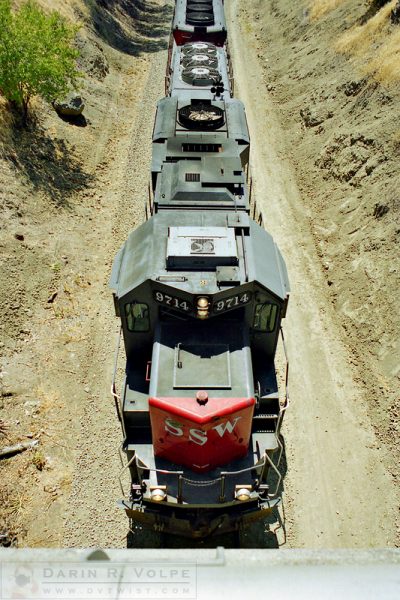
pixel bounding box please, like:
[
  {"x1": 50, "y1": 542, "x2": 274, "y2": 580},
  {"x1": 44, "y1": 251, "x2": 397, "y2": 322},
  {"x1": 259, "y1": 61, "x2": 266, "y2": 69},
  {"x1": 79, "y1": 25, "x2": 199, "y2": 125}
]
[
  {"x1": 219, "y1": 457, "x2": 266, "y2": 478},
  {"x1": 148, "y1": 183, "x2": 153, "y2": 215},
  {"x1": 111, "y1": 327, "x2": 123, "y2": 423},
  {"x1": 278, "y1": 326, "x2": 290, "y2": 415},
  {"x1": 262, "y1": 452, "x2": 282, "y2": 499},
  {"x1": 135, "y1": 454, "x2": 184, "y2": 477},
  {"x1": 136, "y1": 455, "x2": 266, "y2": 480},
  {"x1": 132, "y1": 453, "x2": 283, "y2": 503},
  {"x1": 121, "y1": 451, "x2": 282, "y2": 504},
  {"x1": 275, "y1": 326, "x2": 290, "y2": 465},
  {"x1": 166, "y1": 31, "x2": 174, "y2": 77},
  {"x1": 118, "y1": 452, "x2": 136, "y2": 498}
]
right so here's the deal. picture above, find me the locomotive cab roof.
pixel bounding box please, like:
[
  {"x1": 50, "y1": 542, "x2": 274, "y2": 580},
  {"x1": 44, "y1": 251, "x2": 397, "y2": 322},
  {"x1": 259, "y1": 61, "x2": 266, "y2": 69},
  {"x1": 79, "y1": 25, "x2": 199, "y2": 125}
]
[{"x1": 110, "y1": 211, "x2": 289, "y2": 305}]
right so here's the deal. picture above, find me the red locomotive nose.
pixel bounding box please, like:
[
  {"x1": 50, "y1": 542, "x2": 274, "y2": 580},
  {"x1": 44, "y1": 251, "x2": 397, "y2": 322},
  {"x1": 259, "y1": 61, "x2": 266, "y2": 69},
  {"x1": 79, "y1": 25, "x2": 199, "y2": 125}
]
[{"x1": 149, "y1": 395, "x2": 255, "y2": 473}]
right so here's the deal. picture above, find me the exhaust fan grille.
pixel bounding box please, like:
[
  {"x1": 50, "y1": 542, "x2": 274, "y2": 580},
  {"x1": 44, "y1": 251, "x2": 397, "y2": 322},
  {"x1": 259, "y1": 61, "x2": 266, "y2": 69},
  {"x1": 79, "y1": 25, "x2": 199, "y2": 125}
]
[
  {"x1": 186, "y1": 11, "x2": 215, "y2": 26},
  {"x1": 178, "y1": 103, "x2": 224, "y2": 130},
  {"x1": 181, "y1": 66, "x2": 221, "y2": 86},
  {"x1": 182, "y1": 54, "x2": 218, "y2": 69},
  {"x1": 182, "y1": 42, "x2": 218, "y2": 58}
]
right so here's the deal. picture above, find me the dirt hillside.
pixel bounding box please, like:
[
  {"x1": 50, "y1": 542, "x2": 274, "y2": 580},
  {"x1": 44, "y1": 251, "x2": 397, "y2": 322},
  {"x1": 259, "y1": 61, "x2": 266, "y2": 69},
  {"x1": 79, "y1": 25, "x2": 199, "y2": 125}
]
[
  {"x1": 0, "y1": 0, "x2": 174, "y2": 547},
  {"x1": 0, "y1": 0, "x2": 399, "y2": 549},
  {"x1": 248, "y1": 0, "x2": 400, "y2": 467},
  {"x1": 226, "y1": 0, "x2": 399, "y2": 547}
]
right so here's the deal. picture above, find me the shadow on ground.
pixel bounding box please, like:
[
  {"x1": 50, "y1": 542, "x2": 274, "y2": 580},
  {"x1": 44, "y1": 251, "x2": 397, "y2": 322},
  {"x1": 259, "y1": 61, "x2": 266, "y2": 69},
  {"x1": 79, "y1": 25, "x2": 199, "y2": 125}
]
[
  {"x1": 7, "y1": 121, "x2": 93, "y2": 207},
  {"x1": 358, "y1": 0, "x2": 392, "y2": 24},
  {"x1": 56, "y1": 113, "x2": 89, "y2": 128},
  {"x1": 84, "y1": 0, "x2": 174, "y2": 56}
]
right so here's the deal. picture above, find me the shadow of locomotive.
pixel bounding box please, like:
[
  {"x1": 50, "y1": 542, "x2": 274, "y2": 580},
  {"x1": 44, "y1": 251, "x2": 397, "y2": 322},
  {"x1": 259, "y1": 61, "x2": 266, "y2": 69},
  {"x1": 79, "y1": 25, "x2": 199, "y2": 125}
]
[
  {"x1": 126, "y1": 436, "x2": 288, "y2": 550},
  {"x1": 8, "y1": 121, "x2": 93, "y2": 207},
  {"x1": 84, "y1": 0, "x2": 174, "y2": 56}
]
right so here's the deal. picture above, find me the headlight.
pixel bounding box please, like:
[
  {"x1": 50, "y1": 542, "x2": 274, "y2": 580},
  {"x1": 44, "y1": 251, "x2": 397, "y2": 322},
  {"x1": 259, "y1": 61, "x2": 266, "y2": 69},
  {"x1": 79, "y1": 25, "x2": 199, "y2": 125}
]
[
  {"x1": 196, "y1": 296, "x2": 209, "y2": 319},
  {"x1": 235, "y1": 486, "x2": 251, "y2": 502},
  {"x1": 150, "y1": 487, "x2": 166, "y2": 502}
]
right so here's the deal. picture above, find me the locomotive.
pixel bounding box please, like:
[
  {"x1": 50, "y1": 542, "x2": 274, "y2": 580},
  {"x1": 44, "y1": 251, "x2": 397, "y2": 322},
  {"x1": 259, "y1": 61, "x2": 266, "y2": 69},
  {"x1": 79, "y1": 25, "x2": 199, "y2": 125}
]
[
  {"x1": 172, "y1": 0, "x2": 227, "y2": 46},
  {"x1": 110, "y1": 0, "x2": 290, "y2": 539}
]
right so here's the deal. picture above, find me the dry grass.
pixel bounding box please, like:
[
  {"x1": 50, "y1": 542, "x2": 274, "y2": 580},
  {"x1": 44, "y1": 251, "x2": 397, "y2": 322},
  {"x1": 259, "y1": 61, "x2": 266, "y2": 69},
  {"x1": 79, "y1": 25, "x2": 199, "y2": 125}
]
[
  {"x1": 0, "y1": 419, "x2": 11, "y2": 439},
  {"x1": 13, "y1": 0, "x2": 85, "y2": 22},
  {"x1": 309, "y1": 0, "x2": 347, "y2": 20},
  {"x1": 36, "y1": 384, "x2": 62, "y2": 414},
  {"x1": 335, "y1": 0, "x2": 397, "y2": 55},
  {"x1": 59, "y1": 471, "x2": 72, "y2": 490},
  {"x1": 365, "y1": 28, "x2": 400, "y2": 83},
  {"x1": 31, "y1": 449, "x2": 46, "y2": 471},
  {"x1": 334, "y1": 0, "x2": 400, "y2": 84}
]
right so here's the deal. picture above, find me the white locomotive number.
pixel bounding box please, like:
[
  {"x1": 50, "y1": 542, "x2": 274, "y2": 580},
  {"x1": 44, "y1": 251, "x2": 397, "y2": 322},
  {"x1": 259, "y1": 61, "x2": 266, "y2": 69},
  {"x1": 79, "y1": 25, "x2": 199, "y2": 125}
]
[
  {"x1": 213, "y1": 292, "x2": 252, "y2": 313},
  {"x1": 154, "y1": 291, "x2": 191, "y2": 312}
]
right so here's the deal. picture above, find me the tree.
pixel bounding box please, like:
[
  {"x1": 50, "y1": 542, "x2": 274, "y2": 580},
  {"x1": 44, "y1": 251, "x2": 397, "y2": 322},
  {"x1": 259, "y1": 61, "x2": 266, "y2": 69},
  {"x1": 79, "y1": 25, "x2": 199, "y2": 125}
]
[{"x1": 0, "y1": 0, "x2": 80, "y2": 121}]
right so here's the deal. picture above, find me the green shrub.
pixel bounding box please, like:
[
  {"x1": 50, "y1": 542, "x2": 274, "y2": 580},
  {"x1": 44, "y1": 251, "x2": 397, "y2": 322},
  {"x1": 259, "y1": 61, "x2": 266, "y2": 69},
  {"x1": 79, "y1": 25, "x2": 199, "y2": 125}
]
[{"x1": 0, "y1": 0, "x2": 81, "y2": 121}]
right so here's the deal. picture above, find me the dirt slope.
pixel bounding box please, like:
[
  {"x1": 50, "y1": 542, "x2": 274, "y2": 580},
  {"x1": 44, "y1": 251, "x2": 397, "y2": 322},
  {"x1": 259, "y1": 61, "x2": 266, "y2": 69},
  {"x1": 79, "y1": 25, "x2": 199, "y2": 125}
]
[
  {"x1": 254, "y1": 0, "x2": 400, "y2": 468},
  {"x1": 226, "y1": 0, "x2": 399, "y2": 547},
  {"x1": 0, "y1": 0, "x2": 173, "y2": 547}
]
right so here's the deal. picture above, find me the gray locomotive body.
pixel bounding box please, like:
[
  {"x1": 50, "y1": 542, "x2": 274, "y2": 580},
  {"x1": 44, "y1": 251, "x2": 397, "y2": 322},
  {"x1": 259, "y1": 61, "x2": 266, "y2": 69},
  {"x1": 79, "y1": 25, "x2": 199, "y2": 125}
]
[
  {"x1": 172, "y1": 0, "x2": 227, "y2": 47},
  {"x1": 110, "y1": 7, "x2": 290, "y2": 539}
]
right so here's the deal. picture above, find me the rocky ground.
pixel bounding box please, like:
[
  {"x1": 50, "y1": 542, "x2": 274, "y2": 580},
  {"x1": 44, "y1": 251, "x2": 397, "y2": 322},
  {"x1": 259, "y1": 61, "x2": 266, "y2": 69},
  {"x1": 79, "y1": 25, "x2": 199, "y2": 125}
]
[{"x1": 0, "y1": 0, "x2": 399, "y2": 549}]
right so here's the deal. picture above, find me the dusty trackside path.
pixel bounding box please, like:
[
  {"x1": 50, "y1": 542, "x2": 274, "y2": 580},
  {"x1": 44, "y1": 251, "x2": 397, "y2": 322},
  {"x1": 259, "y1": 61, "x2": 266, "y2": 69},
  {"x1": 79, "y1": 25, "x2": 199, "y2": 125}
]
[
  {"x1": 62, "y1": 49, "x2": 169, "y2": 547},
  {"x1": 226, "y1": 0, "x2": 399, "y2": 548},
  {"x1": 0, "y1": 36, "x2": 169, "y2": 546}
]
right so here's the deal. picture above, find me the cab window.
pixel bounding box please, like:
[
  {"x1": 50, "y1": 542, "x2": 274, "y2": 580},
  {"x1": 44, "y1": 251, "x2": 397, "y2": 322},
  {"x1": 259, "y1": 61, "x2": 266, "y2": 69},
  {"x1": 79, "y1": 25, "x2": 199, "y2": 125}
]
[
  {"x1": 125, "y1": 302, "x2": 150, "y2": 332},
  {"x1": 253, "y1": 302, "x2": 278, "y2": 332}
]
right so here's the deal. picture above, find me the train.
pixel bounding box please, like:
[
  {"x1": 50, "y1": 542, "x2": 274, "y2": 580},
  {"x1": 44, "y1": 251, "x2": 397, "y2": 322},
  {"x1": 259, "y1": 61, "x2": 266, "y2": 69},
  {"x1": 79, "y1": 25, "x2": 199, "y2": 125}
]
[{"x1": 110, "y1": 0, "x2": 290, "y2": 539}]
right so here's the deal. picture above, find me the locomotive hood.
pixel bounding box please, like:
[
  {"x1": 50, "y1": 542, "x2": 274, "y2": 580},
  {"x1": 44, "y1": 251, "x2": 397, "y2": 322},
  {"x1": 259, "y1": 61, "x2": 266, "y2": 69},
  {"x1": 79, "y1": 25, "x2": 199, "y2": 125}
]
[{"x1": 148, "y1": 319, "x2": 255, "y2": 472}]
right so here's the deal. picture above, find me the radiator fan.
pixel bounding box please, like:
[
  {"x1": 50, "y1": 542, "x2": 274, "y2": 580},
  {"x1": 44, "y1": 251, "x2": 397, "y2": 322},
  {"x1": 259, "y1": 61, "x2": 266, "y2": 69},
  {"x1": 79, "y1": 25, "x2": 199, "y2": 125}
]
[
  {"x1": 187, "y1": 1, "x2": 214, "y2": 10},
  {"x1": 182, "y1": 66, "x2": 221, "y2": 87},
  {"x1": 178, "y1": 103, "x2": 224, "y2": 130},
  {"x1": 182, "y1": 42, "x2": 218, "y2": 58},
  {"x1": 186, "y1": 3, "x2": 213, "y2": 12},
  {"x1": 186, "y1": 11, "x2": 215, "y2": 25},
  {"x1": 182, "y1": 54, "x2": 218, "y2": 69}
]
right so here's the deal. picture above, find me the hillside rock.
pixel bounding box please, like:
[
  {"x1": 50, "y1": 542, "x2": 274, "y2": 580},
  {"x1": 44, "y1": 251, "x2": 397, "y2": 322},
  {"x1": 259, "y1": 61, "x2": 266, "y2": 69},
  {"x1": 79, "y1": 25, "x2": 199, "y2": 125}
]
[{"x1": 53, "y1": 93, "x2": 85, "y2": 117}]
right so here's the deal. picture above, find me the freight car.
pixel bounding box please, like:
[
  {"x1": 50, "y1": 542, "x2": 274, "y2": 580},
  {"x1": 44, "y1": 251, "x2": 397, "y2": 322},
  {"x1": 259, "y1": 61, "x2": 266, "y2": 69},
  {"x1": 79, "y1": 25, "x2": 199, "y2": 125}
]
[{"x1": 110, "y1": 1, "x2": 290, "y2": 539}]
